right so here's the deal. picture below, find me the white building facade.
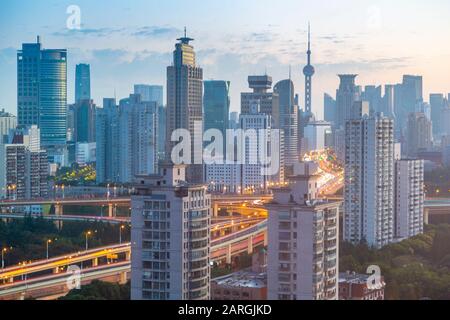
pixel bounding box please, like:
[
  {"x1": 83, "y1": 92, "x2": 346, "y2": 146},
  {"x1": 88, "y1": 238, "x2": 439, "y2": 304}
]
[
  {"x1": 394, "y1": 159, "x2": 424, "y2": 239},
  {"x1": 267, "y1": 172, "x2": 340, "y2": 300},
  {"x1": 131, "y1": 164, "x2": 211, "y2": 300},
  {"x1": 344, "y1": 114, "x2": 395, "y2": 248}
]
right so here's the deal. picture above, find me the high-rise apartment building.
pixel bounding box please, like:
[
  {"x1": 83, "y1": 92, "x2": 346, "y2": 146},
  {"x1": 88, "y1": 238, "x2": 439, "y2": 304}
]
[
  {"x1": 96, "y1": 95, "x2": 158, "y2": 183},
  {"x1": 96, "y1": 98, "x2": 119, "y2": 183},
  {"x1": 267, "y1": 165, "x2": 340, "y2": 300},
  {"x1": 131, "y1": 164, "x2": 211, "y2": 300},
  {"x1": 344, "y1": 112, "x2": 395, "y2": 248},
  {"x1": 0, "y1": 126, "x2": 48, "y2": 200},
  {"x1": 17, "y1": 36, "x2": 67, "y2": 149},
  {"x1": 75, "y1": 64, "x2": 91, "y2": 103},
  {"x1": 274, "y1": 79, "x2": 299, "y2": 166},
  {"x1": 166, "y1": 31, "x2": 204, "y2": 183},
  {"x1": 134, "y1": 84, "x2": 165, "y2": 160},
  {"x1": 394, "y1": 159, "x2": 424, "y2": 239},
  {"x1": 0, "y1": 108, "x2": 17, "y2": 144},
  {"x1": 239, "y1": 101, "x2": 284, "y2": 193}
]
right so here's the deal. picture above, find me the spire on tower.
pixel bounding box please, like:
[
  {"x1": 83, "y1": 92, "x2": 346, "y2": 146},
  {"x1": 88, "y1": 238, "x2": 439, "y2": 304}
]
[{"x1": 177, "y1": 26, "x2": 194, "y2": 44}]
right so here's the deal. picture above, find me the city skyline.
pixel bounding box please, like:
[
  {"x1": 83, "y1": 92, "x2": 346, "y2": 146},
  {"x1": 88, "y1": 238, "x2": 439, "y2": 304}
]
[{"x1": 1, "y1": 0, "x2": 450, "y2": 119}]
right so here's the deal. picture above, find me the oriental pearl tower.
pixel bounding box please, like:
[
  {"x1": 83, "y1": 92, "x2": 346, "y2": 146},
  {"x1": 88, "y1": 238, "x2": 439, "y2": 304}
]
[{"x1": 303, "y1": 23, "x2": 315, "y2": 123}]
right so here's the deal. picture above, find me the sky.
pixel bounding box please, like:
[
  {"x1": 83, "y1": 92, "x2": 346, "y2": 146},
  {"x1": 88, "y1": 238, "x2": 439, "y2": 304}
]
[{"x1": 1, "y1": 0, "x2": 450, "y2": 118}]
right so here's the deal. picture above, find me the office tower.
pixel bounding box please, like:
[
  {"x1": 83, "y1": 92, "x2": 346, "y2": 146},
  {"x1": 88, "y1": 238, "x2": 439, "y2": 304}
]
[
  {"x1": 344, "y1": 112, "x2": 395, "y2": 248},
  {"x1": 430, "y1": 93, "x2": 444, "y2": 139},
  {"x1": 336, "y1": 75, "x2": 360, "y2": 128},
  {"x1": 96, "y1": 98, "x2": 120, "y2": 183},
  {"x1": 324, "y1": 93, "x2": 336, "y2": 125},
  {"x1": 0, "y1": 126, "x2": 48, "y2": 200},
  {"x1": 274, "y1": 78, "x2": 299, "y2": 166},
  {"x1": 17, "y1": 36, "x2": 67, "y2": 149},
  {"x1": 166, "y1": 31, "x2": 203, "y2": 183},
  {"x1": 75, "y1": 64, "x2": 91, "y2": 102},
  {"x1": 0, "y1": 108, "x2": 17, "y2": 144},
  {"x1": 241, "y1": 75, "x2": 280, "y2": 127},
  {"x1": 441, "y1": 107, "x2": 450, "y2": 137},
  {"x1": 203, "y1": 80, "x2": 230, "y2": 152},
  {"x1": 395, "y1": 75, "x2": 423, "y2": 134},
  {"x1": 302, "y1": 121, "x2": 332, "y2": 155},
  {"x1": 73, "y1": 99, "x2": 96, "y2": 143},
  {"x1": 383, "y1": 85, "x2": 396, "y2": 119},
  {"x1": 134, "y1": 85, "x2": 165, "y2": 160},
  {"x1": 361, "y1": 85, "x2": 382, "y2": 113},
  {"x1": 302, "y1": 24, "x2": 315, "y2": 123},
  {"x1": 131, "y1": 164, "x2": 211, "y2": 300},
  {"x1": 267, "y1": 165, "x2": 340, "y2": 300},
  {"x1": 394, "y1": 159, "x2": 424, "y2": 239},
  {"x1": 405, "y1": 112, "x2": 432, "y2": 157},
  {"x1": 239, "y1": 101, "x2": 284, "y2": 193}
]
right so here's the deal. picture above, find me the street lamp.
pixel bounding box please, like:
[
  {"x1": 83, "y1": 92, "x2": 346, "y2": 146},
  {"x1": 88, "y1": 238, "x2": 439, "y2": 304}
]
[
  {"x1": 119, "y1": 225, "x2": 125, "y2": 244},
  {"x1": 85, "y1": 231, "x2": 92, "y2": 251},
  {"x1": 1, "y1": 247, "x2": 11, "y2": 270},
  {"x1": 46, "y1": 239, "x2": 52, "y2": 260}
]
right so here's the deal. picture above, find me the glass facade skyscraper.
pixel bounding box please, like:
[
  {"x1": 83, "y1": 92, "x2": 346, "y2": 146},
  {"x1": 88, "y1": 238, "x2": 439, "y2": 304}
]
[
  {"x1": 17, "y1": 36, "x2": 67, "y2": 150},
  {"x1": 75, "y1": 64, "x2": 91, "y2": 102},
  {"x1": 203, "y1": 80, "x2": 230, "y2": 151}
]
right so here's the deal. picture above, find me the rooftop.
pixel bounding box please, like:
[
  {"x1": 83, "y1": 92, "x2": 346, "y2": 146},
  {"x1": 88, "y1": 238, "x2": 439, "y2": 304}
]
[{"x1": 213, "y1": 271, "x2": 267, "y2": 289}]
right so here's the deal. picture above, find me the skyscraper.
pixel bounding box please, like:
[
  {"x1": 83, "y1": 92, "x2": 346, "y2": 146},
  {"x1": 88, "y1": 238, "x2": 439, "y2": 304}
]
[
  {"x1": 73, "y1": 99, "x2": 96, "y2": 143},
  {"x1": 0, "y1": 126, "x2": 48, "y2": 200},
  {"x1": 302, "y1": 23, "x2": 315, "y2": 123},
  {"x1": 405, "y1": 112, "x2": 432, "y2": 157},
  {"x1": 239, "y1": 101, "x2": 284, "y2": 192},
  {"x1": 274, "y1": 77, "x2": 298, "y2": 166},
  {"x1": 118, "y1": 94, "x2": 158, "y2": 182},
  {"x1": 395, "y1": 159, "x2": 424, "y2": 239},
  {"x1": 0, "y1": 108, "x2": 17, "y2": 144},
  {"x1": 430, "y1": 93, "x2": 445, "y2": 139},
  {"x1": 131, "y1": 164, "x2": 211, "y2": 300},
  {"x1": 267, "y1": 164, "x2": 340, "y2": 300},
  {"x1": 324, "y1": 93, "x2": 336, "y2": 125},
  {"x1": 17, "y1": 36, "x2": 67, "y2": 161},
  {"x1": 344, "y1": 111, "x2": 395, "y2": 248},
  {"x1": 241, "y1": 75, "x2": 280, "y2": 127},
  {"x1": 134, "y1": 84, "x2": 165, "y2": 160},
  {"x1": 75, "y1": 64, "x2": 91, "y2": 103},
  {"x1": 134, "y1": 85, "x2": 163, "y2": 106},
  {"x1": 96, "y1": 98, "x2": 120, "y2": 184},
  {"x1": 166, "y1": 30, "x2": 204, "y2": 183},
  {"x1": 336, "y1": 75, "x2": 360, "y2": 128},
  {"x1": 395, "y1": 75, "x2": 423, "y2": 134},
  {"x1": 203, "y1": 80, "x2": 230, "y2": 152}
]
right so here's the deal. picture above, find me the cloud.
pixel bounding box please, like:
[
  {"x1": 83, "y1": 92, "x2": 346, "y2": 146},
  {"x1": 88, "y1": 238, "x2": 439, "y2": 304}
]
[
  {"x1": 52, "y1": 27, "x2": 125, "y2": 37},
  {"x1": 132, "y1": 26, "x2": 180, "y2": 38}
]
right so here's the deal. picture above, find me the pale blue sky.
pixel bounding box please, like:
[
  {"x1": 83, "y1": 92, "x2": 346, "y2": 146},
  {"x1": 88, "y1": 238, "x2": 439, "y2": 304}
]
[{"x1": 1, "y1": 0, "x2": 450, "y2": 117}]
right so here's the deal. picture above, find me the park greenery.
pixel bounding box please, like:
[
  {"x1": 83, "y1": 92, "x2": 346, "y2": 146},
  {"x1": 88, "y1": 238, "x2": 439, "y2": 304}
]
[
  {"x1": 0, "y1": 217, "x2": 130, "y2": 266},
  {"x1": 60, "y1": 280, "x2": 130, "y2": 300},
  {"x1": 54, "y1": 163, "x2": 96, "y2": 186},
  {"x1": 340, "y1": 224, "x2": 450, "y2": 300}
]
